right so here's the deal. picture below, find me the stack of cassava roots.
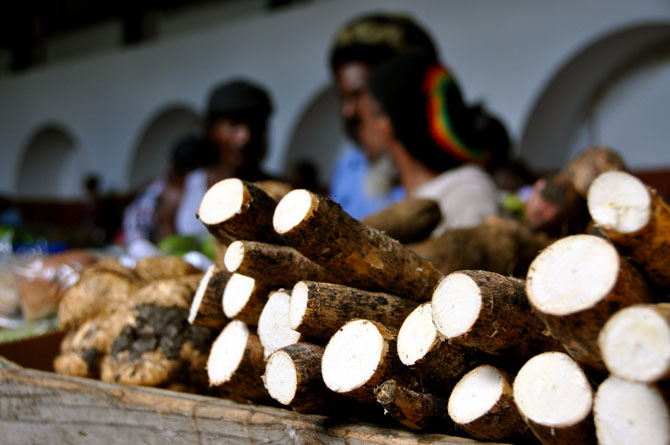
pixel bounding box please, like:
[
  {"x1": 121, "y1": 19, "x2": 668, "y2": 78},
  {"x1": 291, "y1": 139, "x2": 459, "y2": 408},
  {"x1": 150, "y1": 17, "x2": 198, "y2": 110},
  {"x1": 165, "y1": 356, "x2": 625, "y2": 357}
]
[{"x1": 55, "y1": 150, "x2": 670, "y2": 445}]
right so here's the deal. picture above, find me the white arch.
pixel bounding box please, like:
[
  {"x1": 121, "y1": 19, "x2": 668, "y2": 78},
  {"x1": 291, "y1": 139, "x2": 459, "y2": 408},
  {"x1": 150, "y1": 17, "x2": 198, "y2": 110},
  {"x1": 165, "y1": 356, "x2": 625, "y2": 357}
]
[
  {"x1": 16, "y1": 124, "x2": 81, "y2": 199},
  {"x1": 127, "y1": 104, "x2": 202, "y2": 192},
  {"x1": 282, "y1": 84, "x2": 346, "y2": 187},
  {"x1": 519, "y1": 22, "x2": 670, "y2": 172}
]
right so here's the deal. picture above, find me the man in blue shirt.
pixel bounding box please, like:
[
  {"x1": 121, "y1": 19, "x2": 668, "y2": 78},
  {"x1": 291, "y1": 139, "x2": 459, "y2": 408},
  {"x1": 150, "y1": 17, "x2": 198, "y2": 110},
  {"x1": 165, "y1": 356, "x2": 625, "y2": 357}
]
[{"x1": 327, "y1": 13, "x2": 438, "y2": 219}]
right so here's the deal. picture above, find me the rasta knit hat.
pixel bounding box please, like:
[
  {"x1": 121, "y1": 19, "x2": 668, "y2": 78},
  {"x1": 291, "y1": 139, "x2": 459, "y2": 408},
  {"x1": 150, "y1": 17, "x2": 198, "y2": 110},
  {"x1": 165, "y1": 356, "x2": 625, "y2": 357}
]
[
  {"x1": 368, "y1": 52, "x2": 507, "y2": 171},
  {"x1": 329, "y1": 13, "x2": 438, "y2": 71},
  {"x1": 207, "y1": 79, "x2": 273, "y2": 122}
]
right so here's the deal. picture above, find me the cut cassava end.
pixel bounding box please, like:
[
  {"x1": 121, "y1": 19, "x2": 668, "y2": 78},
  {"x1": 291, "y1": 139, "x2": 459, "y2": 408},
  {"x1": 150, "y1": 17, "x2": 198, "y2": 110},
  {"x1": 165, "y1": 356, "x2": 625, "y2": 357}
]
[
  {"x1": 188, "y1": 264, "x2": 230, "y2": 329},
  {"x1": 273, "y1": 189, "x2": 443, "y2": 301},
  {"x1": 599, "y1": 303, "x2": 670, "y2": 383},
  {"x1": 396, "y1": 303, "x2": 481, "y2": 390},
  {"x1": 562, "y1": 145, "x2": 628, "y2": 197},
  {"x1": 594, "y1": 376, "x2": 670, "y2": 445},
  {"x1": 588, "y1": 170, "x2": 670, "y2": 290},
  {"x1": 448, "y1": 365, "x2": 529, "y2": 442},
  {"x1": 526, "y1": 234, "x2": 654, "y2": 370},
  {"x1": 527, "y1": 235, "x2": 618, "y2": 316},
  {"x1": 207, "y1": 320, "x2": 269, "y2": 401},
  {"x1": 224, "y1": 240, "x2": 335, "y2": 287},
  {"x1": 321, "y1": 319, "x2": 405, "y2": 404},
  {"x1": 290, "y1": 281, "x2": 418, "y2": 340},
  {"x1": 397, "y1": 303, "x2": 439, "y2": 367},
  {"x1": 222, "y1": 273, "x2": 270, "y2": 326},
  {"x1": 513, "y1": 351, "x2": 596, "y2": 444},
  {"x1": 263, "y1": 343, "x2": 338, "y2": 412},
  {"x1": 374, "y1": 379, "x2": 454, "y2": 432},
  {"x1": 257, "y1": 290, "x2": 302, "y2": 359},
  {"x1": 273, "y1": 189, "x2": 314, "y2": 234},
  {"x1": 432, "y1": 270, "x2": 562, "y2": 359},
  {"x1": 588, "y1": 171, "x2": 650, "y2": 234},
  {"x1": 198, "y1": 178, "x2": 281, "y2": 244}
]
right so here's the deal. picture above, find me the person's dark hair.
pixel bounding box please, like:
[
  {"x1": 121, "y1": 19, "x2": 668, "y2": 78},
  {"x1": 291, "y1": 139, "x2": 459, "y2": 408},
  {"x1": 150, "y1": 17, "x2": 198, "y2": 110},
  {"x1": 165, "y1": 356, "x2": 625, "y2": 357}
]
[
  {"x1": 83, "y1": 174, "x2": 101, "y2": 195},
  {"x1": 170, "y1": 135, "x2": 209, "y2": 173},
  {"x1": 329, "y1": 13, "x2": 438, "y2": 72},
  {"x1": 205, "y1": 79, "x2": 274, "y2": 169},
  {"x1": 368, "y1": 52, "x2": 509, "y2": 172},
  {"x1": 206, "y1": 79, "x2": 273, "y2": 127}
]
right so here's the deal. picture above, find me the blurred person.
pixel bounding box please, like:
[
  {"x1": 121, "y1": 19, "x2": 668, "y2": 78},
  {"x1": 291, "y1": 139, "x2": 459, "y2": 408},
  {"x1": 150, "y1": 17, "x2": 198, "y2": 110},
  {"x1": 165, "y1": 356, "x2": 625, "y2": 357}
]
[
  {"x1": 288, "y1": 159, "x2": 325, "y2": 195},
  {"x1": 80, "y1": 173, "x2": 106, "y2": 246},
  {"x1": 0, "y1": 195, "x2": 22, "y2": 229},
  {"x1": 328, "y1": 13, "x2": 439, "y2": 219},
  {"x1": 360, "y1": 52, "x2": 508, "y2": 236},
  {"x1": 123, "y1": 135, "x2": 207, "y2": 244},
  {"x1": 160, "y1": 79, "x2": 275, "y2": 239}
]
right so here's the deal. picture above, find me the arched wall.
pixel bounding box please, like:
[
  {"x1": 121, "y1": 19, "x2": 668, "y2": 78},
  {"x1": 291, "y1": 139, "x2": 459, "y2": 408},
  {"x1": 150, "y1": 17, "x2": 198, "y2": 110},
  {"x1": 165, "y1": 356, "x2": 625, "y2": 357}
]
[
  {"x1": 282, "y1": 84, "x2": 346, "y2": 187},
  {"x1": 16, "y1": 124, "x2": 81, "y2": 199},
  {"x1": 519, "y1": 22, "x2": 670, "y2": 172},
  {"x1": 1, "y1": 0, "x2": 669, "y2": 198},
  {"x1": 128, "y1": 104, "x2": 202, "y2": 191}
]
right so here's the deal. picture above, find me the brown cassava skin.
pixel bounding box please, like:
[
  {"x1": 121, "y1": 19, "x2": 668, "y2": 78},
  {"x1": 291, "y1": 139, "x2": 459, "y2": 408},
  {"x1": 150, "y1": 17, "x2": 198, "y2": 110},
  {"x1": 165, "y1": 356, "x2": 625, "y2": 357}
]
[
  {"x1": 228, "y1": 241, "x2": 336, "y2": 287},
  {"x1": 53, "y1": 351, "x2": 90, "y2": 378},
  {"x1": 527, "y1": 147, "x2": 627, "y2": 239},
  {"x1": 80, "y1": 257, "x2": 141, "y2": 282},
  {"x1": 453, "y1": 368, "x2": 532, "y2": 442},
  {"x1": 212, "y1": 330, "x2": 271, "y2": 402},
  {"x1": 53, "y1": 315, "x2": 127, "y2": 378},
  {"x1": 597, "y1": 187, "x2": 670, "y2": 290},
  {"x1": 130, "y1": 274, "x2": 203, "y2": 307},
  {"x1": 190, "y1": 265, "x2": 230, "y2": 329},
  {"x1": 362, "y1": 198, "x2": 441, "y2": 243},
  {"x1": 100, "y1": 349, "x2": 172, "y2": 387},
  {"x1": 224, "y1": 276, "x2": 272, "y2": 326},
  {"x1": 57, "y1": 275, "x2": 212, "y2": 393},
  {"x1": 264, "y1": 343, "x2": 338, "y2": 412},
  {"x1": 53, "y1": 327, "x2": 103, "y2": 378},
  {"x1": 199, "y1": 179, "x2": 282, "y2": 245},
  {"x1": 561, "y1": 146, "x2": 628, "y2": 197},
  {"x1": 134, "y1": 256, "x2": 200, "y2": 283},
  {"x1": 101, "y1": 341, "x2": 210, "y2": 392},
  {"x1": 525, "y1": 415, "x2": 597, "y2": 445},
  {"x1": 293, "y1": 281, "x2": 418, "y2": 340},
  {"x1": 437, "y1": 271, "x2": 564, "y2": 360},
  {"x1": 375, "y1": 379, "x2": 455, "y2": 432},
  {"x1": 276, "y1": 192, "x2": 443, "y2": 302},
  {"x1": 403, "y1": 339, "x2": 482, "y2": 392},
  {"x1": 57, "y1": 270, "x2": 141, "y2": 330},
  {"x1": 527, "y1": 255, "x2": 656, "y2": 372},
  {"x1": 410, "y1": 218, "x2": 551, "y2": 278},
  {"x1": 254, "y1": 179, "x2": 292, "y2": 201}
]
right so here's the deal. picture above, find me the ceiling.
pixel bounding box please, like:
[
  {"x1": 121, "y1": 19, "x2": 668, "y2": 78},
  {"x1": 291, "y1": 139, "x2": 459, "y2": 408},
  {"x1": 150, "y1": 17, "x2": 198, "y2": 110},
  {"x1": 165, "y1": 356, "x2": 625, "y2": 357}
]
[{"x1": 0, "y1": 0, "x2": 302, "y2": 71}]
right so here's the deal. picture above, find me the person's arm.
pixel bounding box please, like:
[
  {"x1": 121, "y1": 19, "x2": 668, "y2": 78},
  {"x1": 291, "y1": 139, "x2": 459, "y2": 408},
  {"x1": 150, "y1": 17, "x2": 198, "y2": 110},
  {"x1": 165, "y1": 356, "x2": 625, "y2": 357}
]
[{"x1": 155, "y1": 181, "x2": 183, "y2": 242}]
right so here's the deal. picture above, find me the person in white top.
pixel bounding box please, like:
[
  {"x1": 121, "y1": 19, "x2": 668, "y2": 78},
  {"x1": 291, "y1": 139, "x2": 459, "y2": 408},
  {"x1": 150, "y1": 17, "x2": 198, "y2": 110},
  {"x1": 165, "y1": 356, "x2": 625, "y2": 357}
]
[
  {"x1": 158, "y1": 79, "x2": 277, "y2": 240},
  {"x1": 358, "y1": 52, "x2": 510, "y2": 237}
]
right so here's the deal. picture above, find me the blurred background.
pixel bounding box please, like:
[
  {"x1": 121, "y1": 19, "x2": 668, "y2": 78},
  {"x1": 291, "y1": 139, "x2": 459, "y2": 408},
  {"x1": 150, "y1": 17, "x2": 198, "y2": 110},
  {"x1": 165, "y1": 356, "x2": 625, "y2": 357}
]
[{"x1": 0, "y1": 0, "x2": 669, "y2": 247}]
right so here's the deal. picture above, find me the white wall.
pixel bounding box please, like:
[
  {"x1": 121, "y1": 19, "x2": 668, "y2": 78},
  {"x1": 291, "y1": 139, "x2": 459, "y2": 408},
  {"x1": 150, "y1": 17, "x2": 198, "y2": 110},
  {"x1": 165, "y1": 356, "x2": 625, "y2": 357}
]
[{"x1": 1, "y1": 0, "x2": 669, "y2": 198}]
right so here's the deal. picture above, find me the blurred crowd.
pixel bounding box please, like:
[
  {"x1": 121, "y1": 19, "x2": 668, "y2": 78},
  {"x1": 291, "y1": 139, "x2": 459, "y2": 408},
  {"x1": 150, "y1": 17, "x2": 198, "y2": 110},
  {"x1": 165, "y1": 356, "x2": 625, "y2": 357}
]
[{"x1": 1, "y1": 11, "x2": 612, "y2": 262}]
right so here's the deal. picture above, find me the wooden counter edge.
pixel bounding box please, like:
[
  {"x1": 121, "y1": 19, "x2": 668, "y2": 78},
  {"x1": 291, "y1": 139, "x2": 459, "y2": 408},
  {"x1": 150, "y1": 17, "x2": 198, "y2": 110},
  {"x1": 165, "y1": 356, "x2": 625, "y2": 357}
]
[{"x1": 0, "y1": 363, "x2": 507, "y2": 444}]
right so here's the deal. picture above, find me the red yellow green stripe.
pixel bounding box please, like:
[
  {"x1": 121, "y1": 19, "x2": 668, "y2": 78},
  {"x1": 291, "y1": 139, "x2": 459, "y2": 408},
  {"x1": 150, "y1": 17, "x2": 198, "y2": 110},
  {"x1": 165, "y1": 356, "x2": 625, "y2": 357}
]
[{"x1": 423, "y1": 65, "x2": 489, "y2": 163}]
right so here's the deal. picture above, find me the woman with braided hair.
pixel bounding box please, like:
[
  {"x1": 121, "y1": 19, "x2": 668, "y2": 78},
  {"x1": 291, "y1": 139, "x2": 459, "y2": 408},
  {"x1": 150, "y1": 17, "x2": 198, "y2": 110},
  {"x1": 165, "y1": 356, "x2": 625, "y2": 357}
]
[
  {"x1": 359, "y1": 52, "x2": 508, "y2": 236},
  {"x1": 327, "y1": 12, "x2": 440, "y2": 219}
]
